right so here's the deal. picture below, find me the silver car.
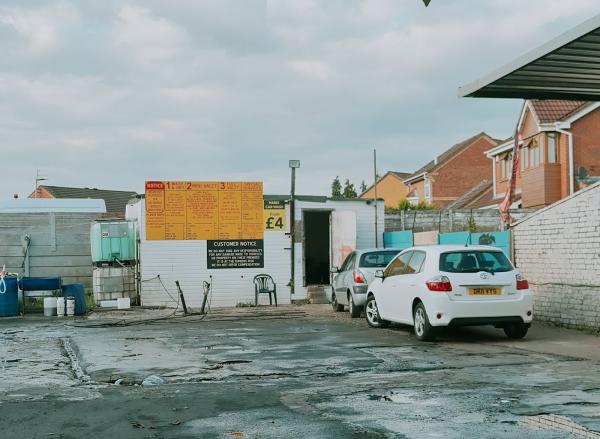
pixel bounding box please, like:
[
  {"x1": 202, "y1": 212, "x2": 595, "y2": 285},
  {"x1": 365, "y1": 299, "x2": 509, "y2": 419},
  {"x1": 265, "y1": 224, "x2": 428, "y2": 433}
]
[{"x1": 328, "y1": 248, "x2": 402, "y2": 318}]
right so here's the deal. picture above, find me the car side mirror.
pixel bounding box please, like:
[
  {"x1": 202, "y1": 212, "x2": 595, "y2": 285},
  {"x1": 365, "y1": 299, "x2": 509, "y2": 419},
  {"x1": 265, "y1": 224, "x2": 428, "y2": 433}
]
[
  {"x1": 330, "y1": 267, "x2": 339, "y2": 273},
  {"x1": 375, "y1": 270, "x2": 385, "y2": 279}
]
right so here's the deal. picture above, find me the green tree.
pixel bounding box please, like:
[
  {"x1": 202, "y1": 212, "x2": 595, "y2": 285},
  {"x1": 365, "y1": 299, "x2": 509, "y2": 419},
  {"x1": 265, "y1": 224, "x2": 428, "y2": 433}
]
[
  {"x1": 331, "y1": 176, "x2": 342, "y2": 197},
  {"x1": 467, "y1": 213, "x2": 477, "y2": 233},
  {"x1": 342, "y1": 179, "x2": 357, "y2": 198},
  {"x1": 360, "y1": 180, "x2": 368, "y2": 193}
]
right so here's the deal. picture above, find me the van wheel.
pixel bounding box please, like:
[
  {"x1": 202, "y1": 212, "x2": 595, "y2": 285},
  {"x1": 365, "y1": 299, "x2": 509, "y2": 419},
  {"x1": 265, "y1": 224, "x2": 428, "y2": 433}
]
[
  {"x1": 365, "y1": 296, "x2": 388, "y2": 328},
  {"x1": 331, "y1": 293, "x2": 344, "y2": 312},
  {"x1": 349, "y1": 295, "x2": 361, "y2": 318},
  {"x1": 413, "y1": 303, "x2": 435, "y2": 341},
  {"x1": 504, "y1": 323, "x2": 529, "y2": 339}
]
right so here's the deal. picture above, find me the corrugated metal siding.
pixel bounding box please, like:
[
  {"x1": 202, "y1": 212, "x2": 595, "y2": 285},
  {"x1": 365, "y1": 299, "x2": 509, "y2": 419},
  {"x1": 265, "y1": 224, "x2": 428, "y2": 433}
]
[
  {"x1": 134, "y1": 201, "x2": 292, "y2": 308},
  {"x1": 134, "y1": 198, "x2": 383, "y2": 307},
  {"x1": 293, "y1": 199, "x2": 384, "y2": 298},
  {"x1": 0, "y1": 213, "x2": 99, "y2": 287}
]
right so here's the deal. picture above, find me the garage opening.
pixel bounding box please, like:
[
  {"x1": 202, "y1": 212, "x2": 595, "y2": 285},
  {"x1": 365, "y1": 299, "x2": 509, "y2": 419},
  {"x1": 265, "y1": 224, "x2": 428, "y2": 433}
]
[{"x1": 303, "y1": 211, "x2": 330, "y2": 285}]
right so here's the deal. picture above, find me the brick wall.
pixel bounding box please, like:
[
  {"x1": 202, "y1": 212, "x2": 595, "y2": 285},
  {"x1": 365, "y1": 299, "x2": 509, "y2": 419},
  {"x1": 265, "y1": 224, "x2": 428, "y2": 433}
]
[
  {"x1": 431, "y1": 136, "x2": 495, "y2": 203},
  {"x1": 571, "y1": 107, "x2": 600, "y2": 182},
  {"x1": 361, "y1": 174, "x2": 409, "y2": 208},
  {"x1": 512, "y1": 182, "x2": 600, "y2": 330}
]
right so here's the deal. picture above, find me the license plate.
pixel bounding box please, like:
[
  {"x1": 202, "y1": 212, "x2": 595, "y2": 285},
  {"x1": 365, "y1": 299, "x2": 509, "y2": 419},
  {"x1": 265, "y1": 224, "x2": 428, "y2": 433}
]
[{"x1": 468, "y1": 287, "x2": 501, "y2": 296}]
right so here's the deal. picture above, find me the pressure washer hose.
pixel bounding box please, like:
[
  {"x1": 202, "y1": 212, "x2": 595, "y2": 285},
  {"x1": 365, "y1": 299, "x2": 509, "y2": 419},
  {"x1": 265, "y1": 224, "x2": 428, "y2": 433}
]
[{"x1": 0, "y1": 264, "x2": 6, "y2": 295}]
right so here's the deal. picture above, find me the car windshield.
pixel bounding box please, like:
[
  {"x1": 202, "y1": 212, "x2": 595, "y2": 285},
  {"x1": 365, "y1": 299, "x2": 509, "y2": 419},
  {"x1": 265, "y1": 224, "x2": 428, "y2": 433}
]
[
  {"x1": 439, "y1": 250, "x2": 513, "y2": 273},
  {"x1": 359, "y1": 251, "x2": 400, "y2": 268}
]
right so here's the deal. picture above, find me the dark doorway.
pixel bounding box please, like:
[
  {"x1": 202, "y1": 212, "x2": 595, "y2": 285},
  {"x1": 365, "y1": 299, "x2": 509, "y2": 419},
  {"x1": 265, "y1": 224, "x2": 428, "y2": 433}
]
[{"x1": 303, "y1": 211, "x2": 331, "y2": 285}]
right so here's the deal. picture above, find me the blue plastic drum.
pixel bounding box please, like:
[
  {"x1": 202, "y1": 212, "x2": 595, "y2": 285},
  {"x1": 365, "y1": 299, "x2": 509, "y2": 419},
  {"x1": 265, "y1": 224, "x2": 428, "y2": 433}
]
[
  {"x1": 62, "y1": 284, "x2": 86, "y2": 315},
  {"x1": 0, "y1": 276, "x2": 19, "y2": 317}
]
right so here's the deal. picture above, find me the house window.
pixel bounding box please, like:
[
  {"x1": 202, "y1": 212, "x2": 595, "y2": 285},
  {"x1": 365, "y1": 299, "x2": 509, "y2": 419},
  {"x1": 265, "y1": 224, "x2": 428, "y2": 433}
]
[
  {"x1": 424, "y1": 181, "x2": 431, "y2": 201},
  {"x1": 501, "y1": 156, "x2": 513, "y2": 180},
  {"x1": 547, "y1": 132, "x2": 557, "y2": 163},
  {"x1": 520, "y1": 146, "x2": 529, "y2": 171},
  {"x1": 530, "y1": 146, "x2": 540, "y2": 168}
]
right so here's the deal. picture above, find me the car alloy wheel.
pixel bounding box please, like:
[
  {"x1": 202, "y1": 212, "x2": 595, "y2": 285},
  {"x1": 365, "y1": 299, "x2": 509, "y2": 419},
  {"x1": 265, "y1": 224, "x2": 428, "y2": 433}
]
[
  {"x1": 413, "y1": 302, "x2": 435, "y2": 341},
  {"x1": 414, "y1": 307, "x2": 426, "y2": 337},
  {"x1": 365, "y1": 296, "x2": 388, "y2": 328}
]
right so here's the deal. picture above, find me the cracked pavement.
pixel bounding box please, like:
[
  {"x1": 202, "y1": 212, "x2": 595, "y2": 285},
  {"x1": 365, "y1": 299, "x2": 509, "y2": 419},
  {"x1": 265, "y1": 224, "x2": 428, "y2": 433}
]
[{"x1": 1, "y1": 305, "x2": 600, "y2": 438}]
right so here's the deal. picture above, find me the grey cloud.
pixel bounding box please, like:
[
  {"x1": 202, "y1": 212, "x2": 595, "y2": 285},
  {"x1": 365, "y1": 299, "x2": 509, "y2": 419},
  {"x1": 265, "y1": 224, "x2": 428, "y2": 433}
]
[{"x1": 0, "y1": 0, "x2": 598, "y2": 198}]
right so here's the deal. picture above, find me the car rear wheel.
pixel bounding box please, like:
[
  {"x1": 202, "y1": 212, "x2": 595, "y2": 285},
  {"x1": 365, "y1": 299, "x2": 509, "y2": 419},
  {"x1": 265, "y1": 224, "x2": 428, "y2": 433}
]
[
  {"x1": 413, "y1": 303, "x2": 435, "y2": 341},
  {"x1": 365, "y1": 296, "x2": 388, "y2": 328},
  {"x1": 503, "y1": 323, "x2": 529, "y2": 339},
  {"x1": 349, "y1": 295, "x2": 361, "y2": 318},
  {"x1": 331, "y1": 292, "x2": 344, "y2": 312}
]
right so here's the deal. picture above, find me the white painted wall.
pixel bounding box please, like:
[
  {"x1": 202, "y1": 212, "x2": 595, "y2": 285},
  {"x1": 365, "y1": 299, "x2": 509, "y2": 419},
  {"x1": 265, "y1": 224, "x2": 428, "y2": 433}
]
[
  {"x1": 292, "y1": 198, "x2": 384, "y2": 299},
  {"x1": 131, "y1": 197, "x2": 384, "y2": 307},
  {"x1": 512, "y1": 182, "x2": 600, "y2": 329},
  {"x1": 131, "y1": 200, "x2": 291, "y2": 308}
]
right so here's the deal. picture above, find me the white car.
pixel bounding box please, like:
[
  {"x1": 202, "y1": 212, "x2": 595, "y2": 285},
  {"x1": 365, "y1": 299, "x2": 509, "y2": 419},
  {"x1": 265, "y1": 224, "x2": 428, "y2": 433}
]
[
  {"x1": 365, "y1": 245, "x2": 533, "y2": 341},
  {"x1": 328, "y1": 248, "x2": 402, "y2": 317}
]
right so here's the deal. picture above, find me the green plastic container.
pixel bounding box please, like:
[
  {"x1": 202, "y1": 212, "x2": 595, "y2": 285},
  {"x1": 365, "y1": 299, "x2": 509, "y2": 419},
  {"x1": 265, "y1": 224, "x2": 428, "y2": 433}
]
[{"x1": 91, "y1": 221, "x2": 136, "y2": 263}]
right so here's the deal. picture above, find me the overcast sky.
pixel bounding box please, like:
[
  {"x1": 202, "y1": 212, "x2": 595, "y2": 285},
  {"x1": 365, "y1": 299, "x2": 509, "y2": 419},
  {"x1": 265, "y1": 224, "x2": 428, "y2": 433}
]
[{"x1": 1, "y1": 0, "x2": 598, "y2": 199}]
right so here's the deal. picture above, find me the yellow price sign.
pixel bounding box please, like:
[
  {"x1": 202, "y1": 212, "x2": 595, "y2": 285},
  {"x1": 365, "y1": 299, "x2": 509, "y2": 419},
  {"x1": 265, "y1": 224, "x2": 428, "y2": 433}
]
[
  {"x1": 145, "y1": 181, "x2": 263, "y2": 241},
  {"x1": 264, "y1": 199, "x2": 287, "y2": 231}
]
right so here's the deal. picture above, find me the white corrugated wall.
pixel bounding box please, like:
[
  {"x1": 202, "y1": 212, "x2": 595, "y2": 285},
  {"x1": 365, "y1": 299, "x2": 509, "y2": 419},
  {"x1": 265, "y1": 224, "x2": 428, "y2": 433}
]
[
  {"x1": 292, "y1": 199, "x2": 384, "y2": 298},
  {"x1": 130, "y1": 197, "x2": 383, "y2": 307},
  {"x1": 131, "y1": 200, "x2": 292, "y2": 308}
]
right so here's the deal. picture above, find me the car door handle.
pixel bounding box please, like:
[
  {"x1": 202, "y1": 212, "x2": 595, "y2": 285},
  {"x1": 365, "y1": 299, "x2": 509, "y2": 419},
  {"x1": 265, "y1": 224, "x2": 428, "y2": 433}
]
[{"x1": 409, "y1": 283, "x2": 416, "y2": 287}]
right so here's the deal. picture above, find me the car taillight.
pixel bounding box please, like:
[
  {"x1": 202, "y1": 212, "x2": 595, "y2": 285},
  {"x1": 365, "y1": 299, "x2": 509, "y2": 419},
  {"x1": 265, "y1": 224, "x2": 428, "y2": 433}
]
[
  {"x1": 426, "y1": 275, "x2": 452, "y2": 292},
  {"x1": 516, "y1": 273, "x2": 529, "y2": 290},
  {"x1": 353, "y1": 270, "x2": 366, "y2": 284}
]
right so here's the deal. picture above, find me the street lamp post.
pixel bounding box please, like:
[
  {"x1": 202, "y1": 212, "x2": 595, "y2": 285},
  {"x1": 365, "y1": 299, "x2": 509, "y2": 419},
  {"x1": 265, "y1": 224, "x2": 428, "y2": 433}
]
[{"x1": 289, "y1": 160, "x2": 300, "y2": 296}]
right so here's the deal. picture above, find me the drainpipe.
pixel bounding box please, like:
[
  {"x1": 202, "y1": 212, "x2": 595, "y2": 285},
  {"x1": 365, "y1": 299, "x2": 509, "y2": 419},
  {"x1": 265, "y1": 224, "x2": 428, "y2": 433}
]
[{"x1": 555, "y1": 126, "x2": 574, "y2": 195}]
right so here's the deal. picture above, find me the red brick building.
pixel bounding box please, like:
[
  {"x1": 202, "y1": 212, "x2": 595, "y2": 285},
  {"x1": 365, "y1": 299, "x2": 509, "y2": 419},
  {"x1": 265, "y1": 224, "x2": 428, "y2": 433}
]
[
  {"x1": 485, "y1": 100, "x2": 600, "y2": 208},
  {"x1": 403, "y1": 132, "x2": 499, "y2": 208}
]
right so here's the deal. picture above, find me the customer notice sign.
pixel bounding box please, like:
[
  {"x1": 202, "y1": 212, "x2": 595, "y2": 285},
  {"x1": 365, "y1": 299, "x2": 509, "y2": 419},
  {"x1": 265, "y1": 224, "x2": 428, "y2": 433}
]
[
  {"x1": 145, "y1": 181, "x2": 263, "y2": 241},
  {"x1": 207, "y1": 240, "x2": 264, "y2": 269}
]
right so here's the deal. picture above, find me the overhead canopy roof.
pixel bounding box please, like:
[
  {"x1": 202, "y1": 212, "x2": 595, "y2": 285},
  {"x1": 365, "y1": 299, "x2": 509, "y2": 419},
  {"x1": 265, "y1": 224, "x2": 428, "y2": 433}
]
[{"x1": 459, "y1": 14, "x2": 600, "y2": 100}]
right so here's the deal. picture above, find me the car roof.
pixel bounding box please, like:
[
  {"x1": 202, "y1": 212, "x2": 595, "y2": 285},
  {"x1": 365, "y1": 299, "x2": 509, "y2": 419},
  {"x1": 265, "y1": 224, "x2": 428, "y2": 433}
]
[
  {"x1": 402, "y1": 245, "x2": 504, "y2": 254},
  {"x1": 355, "y1": 248, "x2": 403, "y2": 254}
]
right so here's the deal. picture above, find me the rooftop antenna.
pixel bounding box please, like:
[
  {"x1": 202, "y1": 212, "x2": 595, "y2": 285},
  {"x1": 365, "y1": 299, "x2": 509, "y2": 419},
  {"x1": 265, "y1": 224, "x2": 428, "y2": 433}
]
[{"x1": 34, "y1": 169, "x2": 47, "y2": 198}]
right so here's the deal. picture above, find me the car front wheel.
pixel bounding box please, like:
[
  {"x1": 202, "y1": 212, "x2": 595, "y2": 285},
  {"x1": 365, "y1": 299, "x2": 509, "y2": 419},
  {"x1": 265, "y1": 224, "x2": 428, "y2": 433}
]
[
  {"x1": 349, "y1": 295, "x2": 361, "y2": 318},
  {"x1": 365, "y1": 296, "x2": 388, "y2": 328},
  {"x1": 413, "y1": 302, "x2": 435, "y2": 341},
  {"x1": 331, "y1": 292, "x2": 344, "y2": 312},
  {"x1": 504, "y1": 323, "x2": 529, "y2": 339}
]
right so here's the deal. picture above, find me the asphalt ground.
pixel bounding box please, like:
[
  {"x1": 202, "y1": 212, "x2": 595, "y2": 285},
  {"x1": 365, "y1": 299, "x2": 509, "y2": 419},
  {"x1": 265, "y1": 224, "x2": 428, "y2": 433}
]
[{"x1": 1, "y1": 305, "x2": 600, "y2": 438}]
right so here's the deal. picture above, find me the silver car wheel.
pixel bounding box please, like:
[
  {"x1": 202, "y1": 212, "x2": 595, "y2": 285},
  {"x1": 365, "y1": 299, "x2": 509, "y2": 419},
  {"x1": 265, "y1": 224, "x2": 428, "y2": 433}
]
[
  {"x1": 414, "y1": 307, "x2": 425, "y2": 337},
  {"x1": 366, "y1": 299, "x2": 378, "y2": 324}
]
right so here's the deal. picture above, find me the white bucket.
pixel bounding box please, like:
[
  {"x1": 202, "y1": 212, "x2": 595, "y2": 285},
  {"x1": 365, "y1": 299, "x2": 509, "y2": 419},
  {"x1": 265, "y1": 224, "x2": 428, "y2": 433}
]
[
  {"x1": 66, "y1": 297, "x2": 75, "y2": 316},
  {"x1": 57, "y1": 297, "x2": 65, "y2": 317},
  {"x1": 43, "y1": 297, "x2": 57, "y2": 317},
  {"x1": 117, "y1": 297, "x2": 131, "y2": 310}
]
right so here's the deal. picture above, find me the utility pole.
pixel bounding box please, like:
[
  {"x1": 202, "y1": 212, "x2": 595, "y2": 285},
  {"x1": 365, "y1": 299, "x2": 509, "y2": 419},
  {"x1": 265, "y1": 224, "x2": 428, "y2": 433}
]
[
  {"x1": 34, "y1": 169, "x2": 47, "y2": 198},
  {"x1": 289, "y1": 160, "x2": 300, "y2": 296},
  {"x1": 373, "y1": 149, "x2": 379, "y2": 248}
]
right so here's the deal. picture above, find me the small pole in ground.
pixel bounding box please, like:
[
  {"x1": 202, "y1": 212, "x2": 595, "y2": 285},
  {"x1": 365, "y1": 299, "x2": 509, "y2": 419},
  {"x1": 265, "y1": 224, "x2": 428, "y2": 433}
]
[{"x1": 175, "y1": 280, "x2": 188, "y2": 315}]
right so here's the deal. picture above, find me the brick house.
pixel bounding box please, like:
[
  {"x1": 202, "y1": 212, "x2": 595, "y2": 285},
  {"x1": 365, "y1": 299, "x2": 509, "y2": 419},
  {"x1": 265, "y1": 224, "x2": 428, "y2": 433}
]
[
  {"x1": 485, "y1": 100, "x2": 600, "y2": 208},
  {"x1": 29, "y1": 185, "x2": 138, "y2": 218},
  {"x1": 402, "y1": 132, "x2": 499, "y2": 209},
  {"x1": 359, "y1": 171, "x2": 411, "y2": 209}
]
